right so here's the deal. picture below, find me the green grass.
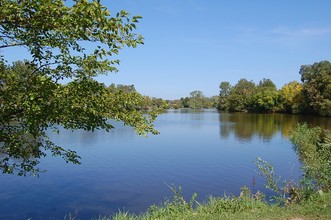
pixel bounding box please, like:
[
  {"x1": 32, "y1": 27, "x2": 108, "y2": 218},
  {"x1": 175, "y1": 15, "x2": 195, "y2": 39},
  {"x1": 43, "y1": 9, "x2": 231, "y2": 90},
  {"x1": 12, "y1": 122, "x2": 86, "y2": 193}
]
[{"x1": 94, "y1": 188, "x2": 331, "y2": 220}]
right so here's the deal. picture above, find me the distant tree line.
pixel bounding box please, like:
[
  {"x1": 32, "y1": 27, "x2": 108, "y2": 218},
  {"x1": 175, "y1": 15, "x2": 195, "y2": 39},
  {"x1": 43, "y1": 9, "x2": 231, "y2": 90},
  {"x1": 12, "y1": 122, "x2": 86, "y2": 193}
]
[
  {"x1": 111, "y1": 60, "x2": 331, "y2": 117},
  {"x1": 217, "y1": 60, "x2": 331, "y2": 117},
  {"x1": 166, "y1": 91, "x2": 218, "y2": 109},
  {"x1": 107, "y1": 83, "x2": 167, "y2": 111}
]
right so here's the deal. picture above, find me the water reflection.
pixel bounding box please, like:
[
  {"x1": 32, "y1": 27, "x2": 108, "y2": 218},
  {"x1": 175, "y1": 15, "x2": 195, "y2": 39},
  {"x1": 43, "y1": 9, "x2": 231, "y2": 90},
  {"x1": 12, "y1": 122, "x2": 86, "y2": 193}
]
[
  {"x1": 165, "y1": 109, "x2": 213, "y2": 129},
  {"x1": 47, "y1": 121, "x2": 136, "y2": 148},
  {"x1": 219, "y1": 112, "x2": 331, "y2": 142}
]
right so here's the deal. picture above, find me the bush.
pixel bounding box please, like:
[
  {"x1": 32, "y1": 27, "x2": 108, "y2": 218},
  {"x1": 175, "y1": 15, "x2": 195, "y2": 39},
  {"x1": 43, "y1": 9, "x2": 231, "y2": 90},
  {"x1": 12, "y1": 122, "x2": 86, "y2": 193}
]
[{"x1": 290, "y1": 123, "x2": 331, "y2": 192}]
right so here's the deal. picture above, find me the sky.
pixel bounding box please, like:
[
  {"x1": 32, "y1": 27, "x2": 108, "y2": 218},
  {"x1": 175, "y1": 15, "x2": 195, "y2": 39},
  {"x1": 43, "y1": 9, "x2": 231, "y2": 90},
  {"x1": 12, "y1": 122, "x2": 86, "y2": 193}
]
[
  {"x1": 4, "y1": 0, "x2": 331, "y2": 100},
  {"x1": 97, "y1": 0, "x2": 331, "y2": 99}
]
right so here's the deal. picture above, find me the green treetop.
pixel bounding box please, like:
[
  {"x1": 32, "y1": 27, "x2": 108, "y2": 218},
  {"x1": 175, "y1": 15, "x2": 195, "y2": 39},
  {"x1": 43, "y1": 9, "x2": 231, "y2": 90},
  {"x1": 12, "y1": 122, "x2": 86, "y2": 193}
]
[
  {"x1": 300, "y1": 60, "x2": 331, "y2": 116},
  {"x1": 0, "y1": 0, "x2": 160, "y2": 176}
]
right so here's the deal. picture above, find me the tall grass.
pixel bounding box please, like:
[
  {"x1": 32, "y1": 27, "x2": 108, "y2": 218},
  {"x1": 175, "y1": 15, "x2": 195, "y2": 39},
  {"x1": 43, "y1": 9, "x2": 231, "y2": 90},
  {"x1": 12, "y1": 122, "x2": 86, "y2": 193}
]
[{"x1": 108, "y1": 186, "x2": 268, "y2": 220}]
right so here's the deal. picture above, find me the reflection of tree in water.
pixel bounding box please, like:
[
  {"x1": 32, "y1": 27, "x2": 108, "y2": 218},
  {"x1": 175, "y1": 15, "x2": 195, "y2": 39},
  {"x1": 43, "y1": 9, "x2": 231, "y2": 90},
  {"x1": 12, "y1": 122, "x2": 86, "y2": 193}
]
[
  {"x1": 219, "y1": 113, "x2": 279, "y2": 142},
  {"x1": 173, "y1": 109, "x2": 206, "y2": 128},
  {"x1": 278, "y1": 114, "x2": 331, "y2": 138},
  {"x1": 219, "y1": 113, "x2": 233, "y2": 139},
  {"x1": 219, "y1": 113, "x2": 331, "y2": 142}
]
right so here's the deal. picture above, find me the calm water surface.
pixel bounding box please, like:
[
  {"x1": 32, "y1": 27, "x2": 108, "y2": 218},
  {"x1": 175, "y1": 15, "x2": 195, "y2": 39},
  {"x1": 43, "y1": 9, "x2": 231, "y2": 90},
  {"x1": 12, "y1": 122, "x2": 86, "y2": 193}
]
[{"x1": 1, "y1": 110, "x2": 331, "y2": 219}]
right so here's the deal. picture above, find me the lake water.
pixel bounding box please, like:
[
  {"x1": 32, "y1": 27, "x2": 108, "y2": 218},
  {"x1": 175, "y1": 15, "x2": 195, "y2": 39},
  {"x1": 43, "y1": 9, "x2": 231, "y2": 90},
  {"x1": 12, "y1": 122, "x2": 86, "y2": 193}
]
[{"x1": 1, "y1": 110, "x2": 331, "y2": 219}]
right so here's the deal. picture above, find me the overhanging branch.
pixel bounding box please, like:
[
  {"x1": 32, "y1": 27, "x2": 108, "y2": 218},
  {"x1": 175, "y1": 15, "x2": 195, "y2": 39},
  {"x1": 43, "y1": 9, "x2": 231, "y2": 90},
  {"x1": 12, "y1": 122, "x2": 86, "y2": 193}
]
[{"x1": 0, "y1": 43, "x2": 26, "y2": 49}]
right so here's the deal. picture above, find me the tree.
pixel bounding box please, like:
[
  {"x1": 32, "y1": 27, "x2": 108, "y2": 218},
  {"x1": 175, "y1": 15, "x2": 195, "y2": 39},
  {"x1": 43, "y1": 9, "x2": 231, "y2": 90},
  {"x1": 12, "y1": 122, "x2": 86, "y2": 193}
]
[
  {"x1": 278, "y1": 81, "x2": 304, "y2": 113},
  {"x1": 227, "y1": 79, "x2": 256, "y2": 112},
  {"x1": 180, "y1": 97, "x2": 190, "y2": 108},
  {"x1": 188, "y1": 90, "x2": 206, "y2": 109},
  {"x1": 0, "y1": 0, "x2": 159, "y2": 175},
  {"x1": 300, "y1": 61, "x2": 331, "y2": 116},
  {"x1": 167, "y1": 99, "x2": 182, "y2": 109},
  {"x1": 257, "y1": 78, "x2": 277, "y2": 90},
  {"x1": 250, "y1": 78, "x2": 279, "y2": 112},
  {"x1": 218, "y1": 81, "x2": 232, "y2": 111},
  {"x1": 108, "y1": 84, "x2": 136, "y2": 93},
  {"x1": 210, "y1": 95, "x2": 220, "y2": 108}
]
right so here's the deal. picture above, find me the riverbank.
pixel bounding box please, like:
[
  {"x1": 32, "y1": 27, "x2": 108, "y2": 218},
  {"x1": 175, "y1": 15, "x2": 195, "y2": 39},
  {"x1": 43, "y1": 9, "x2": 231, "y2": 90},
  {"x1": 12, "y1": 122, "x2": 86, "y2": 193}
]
[{"x1": 97, "y1": 190, "x2": 331, "y2": 220}]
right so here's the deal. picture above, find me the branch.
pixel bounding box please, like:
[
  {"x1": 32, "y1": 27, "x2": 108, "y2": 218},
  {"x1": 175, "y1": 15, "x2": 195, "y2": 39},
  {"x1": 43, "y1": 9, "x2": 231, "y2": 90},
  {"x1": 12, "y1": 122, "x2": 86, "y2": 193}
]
[
  {"x1": 0, "y1": 43, "x2": 26, "y2": 49},
  {"x1": 32, "y1": 61, "x2": 62, "y2": 74}
]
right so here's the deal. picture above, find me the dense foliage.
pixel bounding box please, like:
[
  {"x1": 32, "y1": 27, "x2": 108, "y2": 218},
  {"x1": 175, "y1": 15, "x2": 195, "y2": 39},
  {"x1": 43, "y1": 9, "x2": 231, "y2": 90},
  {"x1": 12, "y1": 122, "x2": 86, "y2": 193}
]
[
  {"x1": 278, "y1": 81, "x2": 303, "y2": 114},
  {"x1": 0, "y1": 0, "x2": 161, "y2": 175},
  {"x1": 300, "y1": 61, "x2": 331, "y2": 116},
  {"x1": 217, "y1": 60, "x2": 331, "y2": 116},
  {"x1": 290, "y1": 123, "x2": 331, "y2": 192}
]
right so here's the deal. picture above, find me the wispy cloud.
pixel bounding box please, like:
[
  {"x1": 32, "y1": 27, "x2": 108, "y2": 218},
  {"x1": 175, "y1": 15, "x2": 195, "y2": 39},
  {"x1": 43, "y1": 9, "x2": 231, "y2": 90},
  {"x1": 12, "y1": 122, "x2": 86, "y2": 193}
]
[
  {"x1": 230, "y1": 26, "x2": 331, "y2": 46},
  {"x1": 268, "y1": 26, "x2": 331, "y2": 46},
  {"x1": 271, "y1": 27, "x2": 331, "y2": 37}
]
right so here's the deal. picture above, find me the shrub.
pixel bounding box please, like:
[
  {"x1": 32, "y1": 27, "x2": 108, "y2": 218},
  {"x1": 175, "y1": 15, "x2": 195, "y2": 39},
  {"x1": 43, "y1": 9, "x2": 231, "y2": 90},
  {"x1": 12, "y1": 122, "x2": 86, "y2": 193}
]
[{"x1": 290, "y1": 123, "x2": 331, "y2": 192}]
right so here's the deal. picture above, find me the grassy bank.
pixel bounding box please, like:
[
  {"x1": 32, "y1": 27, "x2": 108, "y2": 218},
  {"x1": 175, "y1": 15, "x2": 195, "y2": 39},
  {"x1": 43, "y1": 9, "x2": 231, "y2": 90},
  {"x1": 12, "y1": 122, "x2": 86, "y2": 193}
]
[{"x1": 96, "y1": 189, "x2": 331, "y2": 220}]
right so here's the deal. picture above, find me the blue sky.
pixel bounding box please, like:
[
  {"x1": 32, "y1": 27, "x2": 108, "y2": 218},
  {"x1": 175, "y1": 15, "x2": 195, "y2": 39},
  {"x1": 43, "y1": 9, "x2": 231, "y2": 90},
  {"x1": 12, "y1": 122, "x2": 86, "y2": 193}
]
[
  {"x1": 98, "y1": 0, "x2": 330, "y2": 99},
  {"x1": 4, "y1": 0, "x2": 331, "y2": 99}
]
